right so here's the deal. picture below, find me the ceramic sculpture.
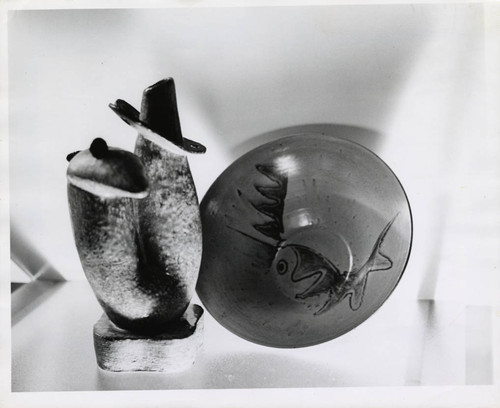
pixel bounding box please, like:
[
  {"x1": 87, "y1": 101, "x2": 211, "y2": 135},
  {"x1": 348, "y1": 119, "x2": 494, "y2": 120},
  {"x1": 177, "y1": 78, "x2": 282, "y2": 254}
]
[
  {"x1": 67, "y1": 79, "x2": 205, "y2": 372},
  {"x1": 197, "y1": 134, "x2": 412, "y2": 348}
]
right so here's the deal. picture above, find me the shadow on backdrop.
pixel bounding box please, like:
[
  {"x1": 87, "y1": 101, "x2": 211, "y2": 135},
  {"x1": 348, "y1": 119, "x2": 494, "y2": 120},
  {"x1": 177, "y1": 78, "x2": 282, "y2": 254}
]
[
  {"x1": 10, "y1": 223, "x2": 65, "y2": 282},
  {"x1": 147, "y1": 6, "x2": 437, "y2": 149},
  {"x1": 231, "y1": 123, "x2": 384, "y2": 160},
  {"x1": 11, "y1": 223, "x2": 65, "y2": 325}
]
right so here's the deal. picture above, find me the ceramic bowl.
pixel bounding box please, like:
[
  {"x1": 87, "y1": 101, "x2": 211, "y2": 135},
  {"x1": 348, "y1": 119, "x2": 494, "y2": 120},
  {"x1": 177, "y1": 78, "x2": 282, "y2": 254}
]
[{"x1": 197, "y1": 134, "x2": 412, "y2": 348}]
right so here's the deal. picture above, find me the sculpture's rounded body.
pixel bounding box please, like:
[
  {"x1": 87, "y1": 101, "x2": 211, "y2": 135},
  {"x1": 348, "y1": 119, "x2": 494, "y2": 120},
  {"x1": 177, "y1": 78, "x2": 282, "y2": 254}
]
[
  {"x1": 68, "y1": 184, "x2": 159, "y2": 331},
  {"x1": 68, "y1": 79, "x2": 205, "y2": 337},
  {"x1": 133, "y1": 135, "x2": 202, "y2": 324},
  {"x1": 67, "y1": 139, "x2": 203, "y2": 334}
]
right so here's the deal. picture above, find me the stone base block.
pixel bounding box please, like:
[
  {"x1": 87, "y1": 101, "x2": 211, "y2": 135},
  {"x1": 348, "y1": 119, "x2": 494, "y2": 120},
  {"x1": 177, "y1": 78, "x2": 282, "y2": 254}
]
[{"x1": 93, "y1": 304, "x2": 204, "y2": 372}]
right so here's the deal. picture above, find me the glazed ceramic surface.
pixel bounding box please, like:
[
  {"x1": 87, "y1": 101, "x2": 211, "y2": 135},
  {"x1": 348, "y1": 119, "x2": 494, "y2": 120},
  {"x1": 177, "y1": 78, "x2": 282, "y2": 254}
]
[
  {"x1": 197, "y1": 134, "x2": 412, "y2": 347},
  {"x1": 67, "y1": 80, "x2": 206, "y2": 336}
]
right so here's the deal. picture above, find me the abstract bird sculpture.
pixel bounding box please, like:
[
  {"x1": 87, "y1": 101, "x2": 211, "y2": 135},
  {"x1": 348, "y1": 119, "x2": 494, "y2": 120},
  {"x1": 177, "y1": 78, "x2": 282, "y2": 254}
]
[{"x1": 67, "y1": 79, "x2": 206, "y2": 372}]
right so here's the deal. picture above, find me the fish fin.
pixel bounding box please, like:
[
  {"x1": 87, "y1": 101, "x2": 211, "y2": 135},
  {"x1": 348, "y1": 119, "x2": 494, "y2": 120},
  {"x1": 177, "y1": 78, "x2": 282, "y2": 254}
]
[
  {"x1": 295, "y1": 269, "x2": 327, "y2": 299},
  {"x1": 371, "y1": 250, "x2": 393, "y2": 271},
  {"x1": 314, "y1": 291, "x2": 334, "y2": 315},
  {"x1": 349, "y1": 275, "x2": 368, "y2": 311},
  {"x1": 346, "y1": 214, "x2": 398, "y2": 311},
  {"x1": 365, "y1": 213, "x2": 399, "y2": 272},
  {"x1": 225, "y1": 189, "x2": 280, "y2": 248},
  {"x1": 249, "y1": 164, "x2": 288, "y2": 242}
]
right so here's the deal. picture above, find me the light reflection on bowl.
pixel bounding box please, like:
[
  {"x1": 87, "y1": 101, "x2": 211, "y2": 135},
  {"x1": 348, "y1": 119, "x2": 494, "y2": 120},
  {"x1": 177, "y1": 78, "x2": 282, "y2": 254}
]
[{"x1": 197, "y1": 134, "x2": 412, "y2": 348}]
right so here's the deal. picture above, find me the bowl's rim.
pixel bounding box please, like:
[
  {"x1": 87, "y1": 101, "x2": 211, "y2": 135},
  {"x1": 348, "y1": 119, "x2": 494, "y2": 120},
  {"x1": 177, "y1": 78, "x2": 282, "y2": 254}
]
[{"x1": 198, "y1": 132, "x2": 414, "y2": 348}]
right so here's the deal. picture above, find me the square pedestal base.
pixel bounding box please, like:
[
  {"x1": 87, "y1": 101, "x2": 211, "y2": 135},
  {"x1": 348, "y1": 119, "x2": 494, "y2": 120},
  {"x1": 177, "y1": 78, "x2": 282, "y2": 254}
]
[{"x1": 93, "y1": 304, "x2": 204, "y2": 372}]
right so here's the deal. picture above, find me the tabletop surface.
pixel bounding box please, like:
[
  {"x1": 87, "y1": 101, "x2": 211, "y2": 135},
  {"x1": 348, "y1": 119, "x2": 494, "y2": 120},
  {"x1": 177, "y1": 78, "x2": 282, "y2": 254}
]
[{"x1": 11, "y1": 280, "x2": 492, "y2": 392}]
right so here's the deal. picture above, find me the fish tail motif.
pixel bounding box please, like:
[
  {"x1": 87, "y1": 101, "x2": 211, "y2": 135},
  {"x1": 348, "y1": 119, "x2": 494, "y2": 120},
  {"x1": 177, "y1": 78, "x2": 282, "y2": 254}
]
[
  {"x1": 349, "y1": 213, "x2": 399, "y2": 310},
  {"x1": 364, "y1": 213, "x2": 399, "y2": 271}
]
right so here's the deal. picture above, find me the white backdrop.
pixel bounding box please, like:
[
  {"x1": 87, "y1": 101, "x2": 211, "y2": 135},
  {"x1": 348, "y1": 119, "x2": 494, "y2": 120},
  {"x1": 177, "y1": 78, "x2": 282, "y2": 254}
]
[
  {"x1": 5, "y1": 3, "x2": 500, "y2": 406},
  {"x1": 8, "y1": 4, "x2": 496, "y2": 310}
]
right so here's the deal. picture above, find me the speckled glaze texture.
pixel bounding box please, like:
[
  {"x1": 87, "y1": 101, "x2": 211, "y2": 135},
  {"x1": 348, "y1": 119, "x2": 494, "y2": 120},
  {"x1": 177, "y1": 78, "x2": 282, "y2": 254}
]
[
  {"x1": 68, "y1": 184, "x2": 148, "y2": 324},
  {"x1": 67, "y1": 80, "x2": 205, "y2": 374},
  {"x1": 68, "y1": 80, "x2": 205, "y2": 336},
  {"x1": 133, "y1": 135, "x2": 202, "y2": 325},
  {"x1": 68, "y1": 139, "x2": 202, "y2": 334},
  {"x1": 68, "y1": 178, "x2": 199, "y2": 334}
]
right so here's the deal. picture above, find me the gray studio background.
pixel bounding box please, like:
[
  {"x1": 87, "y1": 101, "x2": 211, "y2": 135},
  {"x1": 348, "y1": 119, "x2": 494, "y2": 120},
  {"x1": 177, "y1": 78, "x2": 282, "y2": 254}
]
[{"x1": 8, "y1": 4, "x2": 497, "y2": 391}]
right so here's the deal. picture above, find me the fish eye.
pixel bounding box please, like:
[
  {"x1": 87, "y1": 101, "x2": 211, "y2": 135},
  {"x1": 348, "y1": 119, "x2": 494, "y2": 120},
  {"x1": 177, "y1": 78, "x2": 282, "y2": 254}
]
[{"x1": 276, "y1": 259, "x2": 288, "y2": 275}]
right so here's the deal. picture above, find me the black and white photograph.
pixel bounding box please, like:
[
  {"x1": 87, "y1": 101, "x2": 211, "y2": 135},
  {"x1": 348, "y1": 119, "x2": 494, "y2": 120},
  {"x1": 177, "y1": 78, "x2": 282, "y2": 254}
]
[{"x1": 1, "y1": 1, "x2": 499, "y2": 407}]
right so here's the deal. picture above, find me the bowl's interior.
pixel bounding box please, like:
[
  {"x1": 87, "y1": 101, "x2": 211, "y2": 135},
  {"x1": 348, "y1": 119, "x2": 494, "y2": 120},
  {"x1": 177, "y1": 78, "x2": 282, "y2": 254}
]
[{"x1": 197, "y1": 134, "x2": 412, "y2": 348}]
